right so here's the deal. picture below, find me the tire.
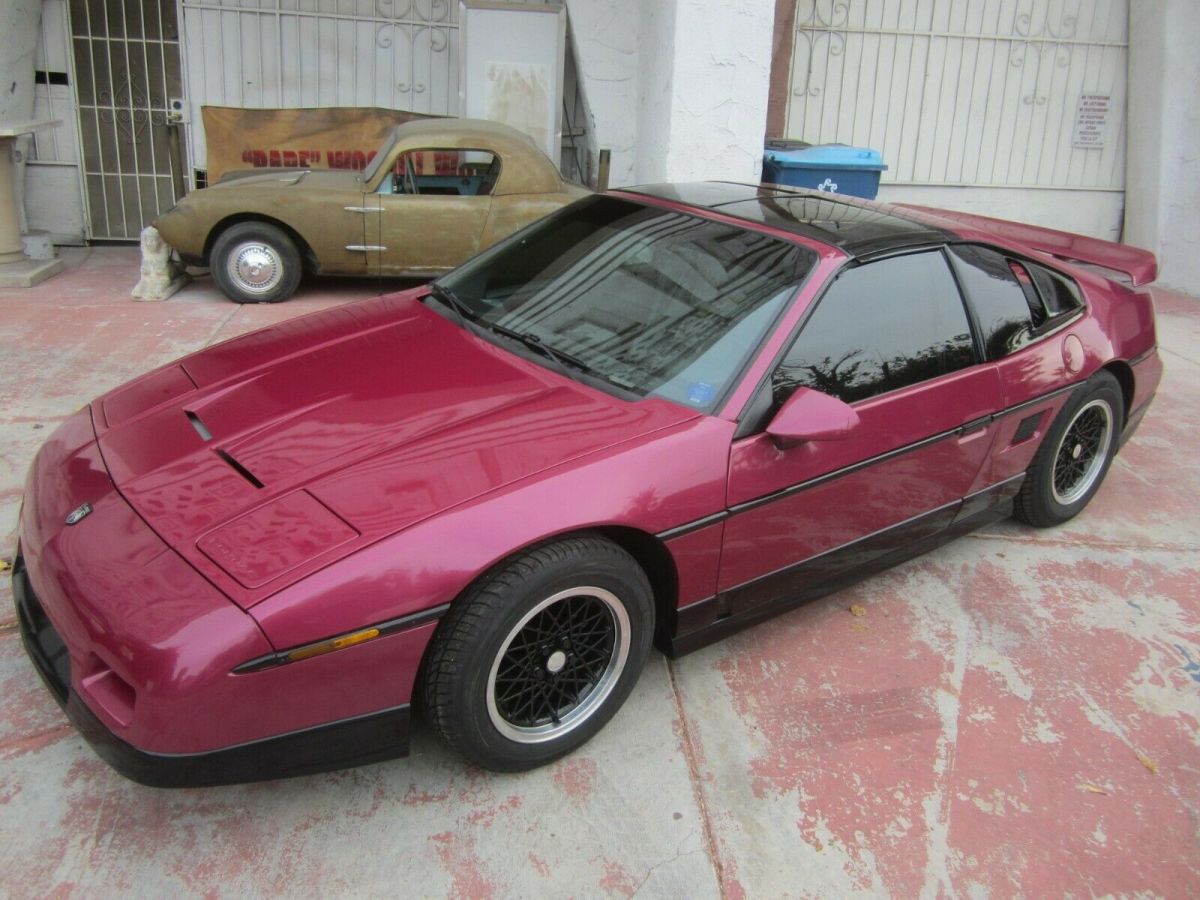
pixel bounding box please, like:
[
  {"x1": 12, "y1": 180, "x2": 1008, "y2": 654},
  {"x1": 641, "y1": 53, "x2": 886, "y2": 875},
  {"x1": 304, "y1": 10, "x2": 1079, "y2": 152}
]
[
  {"x1": 1013, "y1": 370, "x2": 1124, "y2": 528},
  {"x1": 421, "y1": 535, "x2": 654, "y2": 771},
  {"x1": 210, "y1": 221, "x2": 302, "y2": 303}
]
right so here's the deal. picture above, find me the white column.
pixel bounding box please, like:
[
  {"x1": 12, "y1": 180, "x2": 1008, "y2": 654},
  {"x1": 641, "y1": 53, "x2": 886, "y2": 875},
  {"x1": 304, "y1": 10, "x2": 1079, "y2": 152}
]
[
  {"x1": 565, "y1": 0, "x2": 774, "y2": 188},
  {"x1": 1124, "y1": 0, "x2": 1200, "y2": 293},
  {"x1": 636, "y1": 0, "x2": 775, "y2": 185},
  {"x1": 0, "y1": 121, "x2": 65, "y2": 286}
]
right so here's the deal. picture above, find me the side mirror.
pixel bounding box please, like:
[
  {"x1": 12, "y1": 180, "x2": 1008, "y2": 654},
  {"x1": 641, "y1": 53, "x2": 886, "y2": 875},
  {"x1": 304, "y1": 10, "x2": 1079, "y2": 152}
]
[{"x1": 766, "y1": 387, "x2": 860, "y2": 449}]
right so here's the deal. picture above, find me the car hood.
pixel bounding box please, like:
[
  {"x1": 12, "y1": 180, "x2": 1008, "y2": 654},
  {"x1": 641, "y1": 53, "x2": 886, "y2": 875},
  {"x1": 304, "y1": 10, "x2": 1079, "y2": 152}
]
[{"x1": 93, "y1": 291, "x2": 696, "y2": 603}]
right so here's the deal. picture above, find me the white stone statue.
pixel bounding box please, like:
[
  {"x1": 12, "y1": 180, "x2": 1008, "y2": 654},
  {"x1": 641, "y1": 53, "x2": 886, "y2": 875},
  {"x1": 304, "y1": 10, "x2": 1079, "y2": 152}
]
[{"x1": 131, "y1": 225, "x2": 190, "y2": 301}]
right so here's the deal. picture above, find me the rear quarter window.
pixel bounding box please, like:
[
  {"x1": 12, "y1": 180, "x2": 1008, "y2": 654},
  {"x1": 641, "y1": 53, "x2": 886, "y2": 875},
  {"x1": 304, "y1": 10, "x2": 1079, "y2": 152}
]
[
  {"x1": 948, "y1": 244, "x2": 1084, "y2": 360},
  {"x1": 947, "y1": 244, "x2": 1035, "y2": 358},
  {"x1": 1029, "y1": 263, "x2": 1084, "y2": 316}
]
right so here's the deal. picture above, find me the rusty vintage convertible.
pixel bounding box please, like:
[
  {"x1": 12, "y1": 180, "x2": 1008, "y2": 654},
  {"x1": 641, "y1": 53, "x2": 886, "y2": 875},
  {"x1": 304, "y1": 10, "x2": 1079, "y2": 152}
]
[{"x1": 155, "y1": 118, "x2": 588, "y2": 303}]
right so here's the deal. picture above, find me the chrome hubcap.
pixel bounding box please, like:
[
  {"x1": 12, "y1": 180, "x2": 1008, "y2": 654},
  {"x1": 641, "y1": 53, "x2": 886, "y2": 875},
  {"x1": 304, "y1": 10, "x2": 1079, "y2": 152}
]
[
  {"x1": 1051, "y1": 398, "x2": 1114, "y2": 505},
  {"x1": 228, "y1": 242, "x2": 283, "y2": 294},
  {"x1": 486, "y1": 587, "x2": 630, "y2": 744}
]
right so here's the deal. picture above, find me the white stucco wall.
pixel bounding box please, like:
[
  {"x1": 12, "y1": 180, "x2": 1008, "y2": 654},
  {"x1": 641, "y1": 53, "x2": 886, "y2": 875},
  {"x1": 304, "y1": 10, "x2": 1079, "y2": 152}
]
[
  {"x1": 562, "y1": 0, "x2": 642, "y2": 187},
  {"x1": 565, "y1": 0, "x2": 773, "y2": 188},
  {"x1": 1124, "y1": 0, "x2": 1200, "y2": 293},
  {"x1": 876, "y1": 186, "x2": 1125, "y2": 242},
  {"x1": 633, "y1": 0, "x2": 675, "y2": 183}
]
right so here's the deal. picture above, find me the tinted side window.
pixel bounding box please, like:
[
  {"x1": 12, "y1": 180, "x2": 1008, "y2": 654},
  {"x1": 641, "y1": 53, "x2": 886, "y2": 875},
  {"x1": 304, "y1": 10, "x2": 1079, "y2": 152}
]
[
  {"x1": 773, "y1": 251, "x2": 976, "y2": 406},
  {"x1": 1028, "y1": 263, "x2": 1083, "y2": 316},
  {"x1": 947, "y1": 244, "x2": 1035, "y2": 358}
]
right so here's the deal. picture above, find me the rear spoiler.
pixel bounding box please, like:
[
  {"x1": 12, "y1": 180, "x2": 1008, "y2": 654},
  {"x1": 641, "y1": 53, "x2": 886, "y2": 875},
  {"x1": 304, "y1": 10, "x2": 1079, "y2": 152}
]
[{"x1": 895, "y1": 204, "x2": 1158, "y2": 287}]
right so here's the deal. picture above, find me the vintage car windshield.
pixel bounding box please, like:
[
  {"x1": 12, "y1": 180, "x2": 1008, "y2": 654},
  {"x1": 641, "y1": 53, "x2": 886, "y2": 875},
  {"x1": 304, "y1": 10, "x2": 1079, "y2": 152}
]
[
  {"x1": 362, "y1": 130, "x2": 402, "y2": 183},
  {"x1": 436, "y1": 196, "x2": 815, "y2": 411}
]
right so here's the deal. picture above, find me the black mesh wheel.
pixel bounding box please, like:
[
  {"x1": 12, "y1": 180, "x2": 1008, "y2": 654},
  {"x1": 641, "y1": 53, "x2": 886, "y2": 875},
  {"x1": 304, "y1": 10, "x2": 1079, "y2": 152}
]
[
  {"x1": 420, "y1": 535, "x2": 654, "y2": 771},
  {"x1": 1050, "y1": 399, "x2": 1115, "y2": 505},
  {"x1": 487, "y1": 587, "x2": 628, "y2": 742},
  {"x1": 1014, "y1": 370, "x2": 1124, "y2": 528}
]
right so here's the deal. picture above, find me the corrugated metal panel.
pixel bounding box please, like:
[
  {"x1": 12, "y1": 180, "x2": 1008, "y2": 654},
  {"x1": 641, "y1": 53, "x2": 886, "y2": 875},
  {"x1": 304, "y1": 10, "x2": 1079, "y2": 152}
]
[
  {"x1": 784, "y1": 0, "x2": 1128, "y2": 190},
  {"x1": 180, "y1": 0, "x2": 461, "y2": 175}
]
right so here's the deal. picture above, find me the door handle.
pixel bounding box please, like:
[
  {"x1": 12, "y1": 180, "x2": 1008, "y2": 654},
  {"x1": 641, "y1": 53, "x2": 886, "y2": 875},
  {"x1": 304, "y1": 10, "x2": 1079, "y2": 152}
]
[{"x1": 958, "y1": 415, "x2": 992, "y2": 437}]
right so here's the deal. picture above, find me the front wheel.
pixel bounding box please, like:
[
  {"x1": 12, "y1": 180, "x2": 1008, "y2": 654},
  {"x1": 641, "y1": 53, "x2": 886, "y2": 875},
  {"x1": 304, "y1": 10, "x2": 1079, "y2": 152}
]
[
  {"x1": 210, "y1": 221, "x2": 302, "y2": 303},
  {"x1": 1013, "y1": 371, "x2": 1123, "y2": 527},
  {"x1": 421, "y1": 536, "x2": 654, "y2": 771}
]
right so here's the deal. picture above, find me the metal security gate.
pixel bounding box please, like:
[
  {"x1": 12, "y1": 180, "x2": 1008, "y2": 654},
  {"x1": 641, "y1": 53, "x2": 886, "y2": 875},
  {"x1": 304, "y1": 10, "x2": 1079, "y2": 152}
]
[
  {"x1": 784, "y1": 0, "x2": 1128, "y2": 191},
  {"x1": 180, "y1": 0, "x2": 462, "y2": 179},
  {"x1": 69, "y1": 0, "x2": 185, "y2": 240}
]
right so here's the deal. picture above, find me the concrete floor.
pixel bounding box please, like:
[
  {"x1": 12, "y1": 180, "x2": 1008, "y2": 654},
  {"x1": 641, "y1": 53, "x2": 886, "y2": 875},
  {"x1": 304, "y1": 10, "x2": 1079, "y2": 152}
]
[{"x1": 1, "y1": 248, "x2": 1197, "y2": 898}]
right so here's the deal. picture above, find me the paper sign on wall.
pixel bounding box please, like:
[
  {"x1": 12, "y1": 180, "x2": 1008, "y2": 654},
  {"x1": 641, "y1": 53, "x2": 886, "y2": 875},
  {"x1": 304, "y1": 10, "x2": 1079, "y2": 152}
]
[{"x1": 1072, "y1": 94, "x2": 1110, "y2": 149}]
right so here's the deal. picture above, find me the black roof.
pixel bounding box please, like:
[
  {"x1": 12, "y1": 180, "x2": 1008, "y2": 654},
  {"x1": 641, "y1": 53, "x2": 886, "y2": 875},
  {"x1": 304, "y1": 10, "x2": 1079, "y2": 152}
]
[{"x1": 620, "y1": 182, "x2": 954, "y2": 258}]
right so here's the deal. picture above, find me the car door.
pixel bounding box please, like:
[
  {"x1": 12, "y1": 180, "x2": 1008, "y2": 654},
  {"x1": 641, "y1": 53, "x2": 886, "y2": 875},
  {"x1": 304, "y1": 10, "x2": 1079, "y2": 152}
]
[
  {"x1": 717, "y1": 249, "x2": 1004, "y2": 616},
  {"x1": 365, "y1": 148, "x2": 496, "y2": 275}
]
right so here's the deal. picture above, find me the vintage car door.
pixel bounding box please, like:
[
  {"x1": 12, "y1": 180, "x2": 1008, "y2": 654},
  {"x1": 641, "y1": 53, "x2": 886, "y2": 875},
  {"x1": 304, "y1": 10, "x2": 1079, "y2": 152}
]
[
  {"x1": 717, "y1": 249, "x2": 1005, "y2": 617},
  {"x1": 363, "y1": 148, "x2": 496, "y2": 275},
  {"x1": 262, "y1": 170, "x2": 375, "y2": 276}
]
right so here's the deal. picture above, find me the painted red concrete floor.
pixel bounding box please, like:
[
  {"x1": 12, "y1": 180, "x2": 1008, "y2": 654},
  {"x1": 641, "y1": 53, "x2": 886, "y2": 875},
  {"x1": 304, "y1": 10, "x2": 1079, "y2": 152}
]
[{"x1": 0, "y1": 249, "x2": 1197, "y2": 898}]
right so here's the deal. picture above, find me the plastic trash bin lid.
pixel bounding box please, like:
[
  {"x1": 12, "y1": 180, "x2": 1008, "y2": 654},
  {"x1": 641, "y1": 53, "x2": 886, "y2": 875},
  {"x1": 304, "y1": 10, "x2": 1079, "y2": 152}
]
[{"x1": 765, "y1": 144, "x2": 887, "y2": 171}]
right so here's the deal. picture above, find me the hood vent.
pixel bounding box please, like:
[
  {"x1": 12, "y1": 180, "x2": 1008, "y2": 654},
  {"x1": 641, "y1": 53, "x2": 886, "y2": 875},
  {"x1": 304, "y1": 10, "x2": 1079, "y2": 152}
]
[
  {"x1": 215, "y1": 448, "x2": 264, "y2": 489},
  {"x1": 186, "y1": 410, "x2": 213, "y2": 441},
  {"x1": 188, "y1": 410, "x2": 261, "y2": 488}
]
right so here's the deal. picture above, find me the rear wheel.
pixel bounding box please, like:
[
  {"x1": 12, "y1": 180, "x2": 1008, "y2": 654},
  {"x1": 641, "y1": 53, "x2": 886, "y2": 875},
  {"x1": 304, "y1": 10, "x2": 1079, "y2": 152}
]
[
  {"x1": 421, "y1": 536, "x2": 654, "y2": 771},
  {"x1": 1013, "y1": 371, "x2": 1123, "y2": 527},
  {"x1": 210, "y1": 221, "x2": 302, "y2": 303}
]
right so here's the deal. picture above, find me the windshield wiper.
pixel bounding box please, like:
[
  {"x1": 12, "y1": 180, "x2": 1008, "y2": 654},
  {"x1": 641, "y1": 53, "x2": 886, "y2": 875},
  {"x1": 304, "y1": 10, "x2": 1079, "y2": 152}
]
[
  {"x1": 427, "y1": 282, "x2": 477, "y2": 326},
  {"x1": 486, "y1": 322, "x2": 600, "y2": 382}
]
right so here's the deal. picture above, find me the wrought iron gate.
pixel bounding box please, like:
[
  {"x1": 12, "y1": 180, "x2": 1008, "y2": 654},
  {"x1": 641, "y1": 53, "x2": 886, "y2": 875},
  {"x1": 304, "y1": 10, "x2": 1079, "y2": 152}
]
[
  {"x1": 784, "y1": 0, "x2": 1128, "y2": 190},
  {"x1": 69, "y1": 0, "x2": 184, "y2": 240}
]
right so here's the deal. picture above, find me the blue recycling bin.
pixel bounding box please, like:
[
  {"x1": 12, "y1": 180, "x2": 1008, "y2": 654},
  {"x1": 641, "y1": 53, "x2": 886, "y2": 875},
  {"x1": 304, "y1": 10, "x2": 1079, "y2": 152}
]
[{"x1": 762, "y1": 143, "x2": 888, "y2": 199}]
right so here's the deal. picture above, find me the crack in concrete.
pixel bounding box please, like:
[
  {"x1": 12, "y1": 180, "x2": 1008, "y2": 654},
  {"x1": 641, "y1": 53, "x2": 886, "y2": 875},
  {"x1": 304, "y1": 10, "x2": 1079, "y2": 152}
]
[
  {"x1": 201, "y1": 305, "x2": 243, "y2": 348},
  {"x1": 666, "y1": 657, "x2": 727, "y2": 900},
  {"x1": 628, "y1": 835, "x2": 707, "y2": 899}
]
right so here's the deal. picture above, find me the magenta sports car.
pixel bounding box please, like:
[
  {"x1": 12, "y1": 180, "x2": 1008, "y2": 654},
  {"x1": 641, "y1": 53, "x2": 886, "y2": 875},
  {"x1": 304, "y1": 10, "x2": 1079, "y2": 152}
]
[{"x1": 14, "y1": 183, "x2": 1161, "y2": 786}]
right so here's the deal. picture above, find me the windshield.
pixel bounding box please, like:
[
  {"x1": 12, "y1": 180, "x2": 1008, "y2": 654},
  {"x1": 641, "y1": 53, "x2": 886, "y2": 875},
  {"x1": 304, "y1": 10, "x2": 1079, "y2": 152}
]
[
  {"x1": 362, "y1": 130, "x2": 401, "y2": 183},
  {"x1": 436, "y1": 196, "x2": 815, "y2": 412}
]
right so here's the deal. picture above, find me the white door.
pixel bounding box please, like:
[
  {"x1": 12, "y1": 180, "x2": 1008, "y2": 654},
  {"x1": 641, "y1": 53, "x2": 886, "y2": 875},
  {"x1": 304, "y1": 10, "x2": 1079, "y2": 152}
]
[{"x1": 28, "y1": 0, "x2": 87, "y2": 244}]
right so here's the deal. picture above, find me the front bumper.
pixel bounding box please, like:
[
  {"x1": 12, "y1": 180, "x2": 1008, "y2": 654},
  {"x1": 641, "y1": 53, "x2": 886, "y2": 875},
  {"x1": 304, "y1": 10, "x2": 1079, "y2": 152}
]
[{"x1": 14, "y1": 551, "x2": 412, "y2": 787}]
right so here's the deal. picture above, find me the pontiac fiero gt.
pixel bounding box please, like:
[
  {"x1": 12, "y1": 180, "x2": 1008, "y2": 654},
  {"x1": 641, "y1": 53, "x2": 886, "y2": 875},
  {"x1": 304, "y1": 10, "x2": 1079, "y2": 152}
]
[{"x1": 15, "y1": 183, "x2": 1160, "y2": 786}]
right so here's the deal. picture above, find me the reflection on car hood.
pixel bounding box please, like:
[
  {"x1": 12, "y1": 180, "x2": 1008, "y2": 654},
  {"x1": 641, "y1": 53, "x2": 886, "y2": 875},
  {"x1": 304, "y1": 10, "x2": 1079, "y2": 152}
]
[{"x1": 93, "y1": 292, "x2": 695, "y2": 598}]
